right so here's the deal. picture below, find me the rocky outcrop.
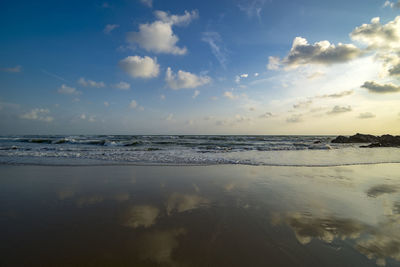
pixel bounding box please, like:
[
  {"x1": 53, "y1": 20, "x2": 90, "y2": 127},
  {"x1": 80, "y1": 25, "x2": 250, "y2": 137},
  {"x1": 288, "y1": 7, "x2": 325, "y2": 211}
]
[
  {"x1": 331, "y1": 133, "x2": 400, "y2": 147},
  {"x1": 331, "y1": 133, "x2": 379, "y2": 143}
]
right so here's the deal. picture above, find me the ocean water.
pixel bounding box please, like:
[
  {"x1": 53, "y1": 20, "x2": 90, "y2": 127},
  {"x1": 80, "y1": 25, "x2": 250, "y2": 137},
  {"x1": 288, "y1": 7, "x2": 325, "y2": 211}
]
[{"x1": 0, "y1": 135, "x2": 400, "y2": 166}]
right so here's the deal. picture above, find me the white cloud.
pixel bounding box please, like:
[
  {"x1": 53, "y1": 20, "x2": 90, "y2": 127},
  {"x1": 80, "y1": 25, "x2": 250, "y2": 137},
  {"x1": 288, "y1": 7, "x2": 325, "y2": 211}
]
[
  {"x1": 216, "y1": 120, "x2": 228, "y2": 126},
  {"x1": 103, "y1": 24, "x2": 119, "y2": 34},
  {"x1": 154, "y1": 10, "x2": 198, "y2": 26},
  {"x1": 129, "y1": 100, "x2": 144, "y2": 111},
  {"x1": 78, "y1": 77, "x2": 105, "y2": 88},
  {"x1": 126, "y1": 10, "x2": 198, "y2": 55},
  {"x1": 119, "y1": 56, "x2": 159, "y2": 79},
  {"x1": 20, "y1": 108, "x2": 53, "y2": 122},
  {"x1": 165, "y1": 67, "x2": 211, "y2": 90},
  {"x1": 389, "y1": 64, "x2": 400, "y2": 76},
  {"x1": 114, "y1": 81, "x2": 131, "y2": 90},
  {"x1": 41, "y1": 69, "x2": 66, "y2": 82},
  {"x1": 358, "y1": 112, "x2": 376, "y2": 119},
  {"x1": 140, "y1": 0, "x2": 153, "y2": 8},
  {"x1": 317, "y1": 90, "x2": 353, "y2": 98},
  {"x1": 1, "y1": 65, "x2": 21, "y2": 73},
  {"x1": 254, "y1": 72, "x2": 259, "y2": 77},
  {"x1": 351, "y1": 17, "x2": 400, "y2": 50},
  {"x1": 235, "y1": 114, "x2": 252, "y2": 123},
  {"x1": 279, "y1": 37, "x2": 362, "y2": 68},
  {"x1": 223, "y1": 91, "x2": 238, "y2": 100},
  {"x1": 166, "y1": 113, "x2": 174, "y2": 121},
  {"x1": 350, "y1": 16, "x2": 400, "y2": 77},
  {"x1": 202, "y1": 32, "x2": 228, "y2": 68},
  {"x1": 267, "y1": 56, "x2": 281, "y2": 70},
  {"x1": 192, "y1": 90, "x2": 200, "y2": 99},
  {"x1": 130, "y1": 100, "x2": 138, "y2": 109},
  {"x1": 58, "y1": 84, "x2": 81, "y2": 95},
  {"x1": 293, "y1": 99, "x2": 313, "y2": 109},
  {"x1": 127, "y1": 22, "x2": 186, "y2": 55},
  {"x1": 383, "y1": 1, "x2": 395, "y2": 8},
  {"x1": 307, "y1": 71, "x2": 325, "y2": 80},
  {"x1": 238, "y1": 0, "x2": 266, "y2": 19},
  {"x1": 78, "y1": 114, "x2": 95, "y2": 122},
  {"x1": 361, "y1": 81, "x2": 400, "y2": 93},
  {"x1": 327, "y1": 105, "x2": 352, "y2": 115},
  {"x1": 286, "y1": 114, "x2": 302, "y2": 123},
  {"x1": 235, "y1": 73, "x2": 251, "y2": 84},
  {"x1": 259, "y1": 112, "x2": 273, "y2": 118},
  {"x1": 235, "y1": 75, "x2": 241, "y2": 83}
]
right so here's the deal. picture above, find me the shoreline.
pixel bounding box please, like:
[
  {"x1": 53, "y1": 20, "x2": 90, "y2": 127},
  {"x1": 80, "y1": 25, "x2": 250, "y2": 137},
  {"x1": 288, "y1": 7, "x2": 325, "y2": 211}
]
[
  {"x1": 2, "y1": 145, "x2": 400, "y2": 167},
  {"x1": 2, "y1": 161, "x2": 400, "y2": 168}
]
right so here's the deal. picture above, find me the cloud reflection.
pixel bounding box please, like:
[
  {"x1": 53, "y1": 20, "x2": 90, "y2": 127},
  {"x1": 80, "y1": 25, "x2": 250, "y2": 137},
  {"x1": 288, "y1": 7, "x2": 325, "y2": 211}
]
[
  {"x1": 356, "y1": 216, "x2": 400, "y2": 266},
  {"x1": 76, "y1": 195, "x2": 104, "y2": 207},
  {"x1": 366, "y1": 184, "x2": 398, "y2": 198},
  {"x1": 137, "y1": 228, "x2": 186, "y2": 264},
  {"x1": 166, "y1": 193, "x2": 209, "y2": 215},
  {"x1": 284, "y1": 212, "x2": 364, "y2": 245},
  {"x1": 58, "y1": 188, "x2": 76, "y2": 200},
  {"x1": 275, "y1": 212, "x2": 400, "y2": 266},
  {"x1": 123, "y1": 205, "x2": 159, "y2": 228}
]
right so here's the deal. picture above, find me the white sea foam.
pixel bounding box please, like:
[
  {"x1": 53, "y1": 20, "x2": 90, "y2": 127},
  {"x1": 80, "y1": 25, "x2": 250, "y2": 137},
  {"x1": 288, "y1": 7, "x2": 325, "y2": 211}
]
[{"x1": 0, "y1": 135, "x2": 399, "y2": 166}]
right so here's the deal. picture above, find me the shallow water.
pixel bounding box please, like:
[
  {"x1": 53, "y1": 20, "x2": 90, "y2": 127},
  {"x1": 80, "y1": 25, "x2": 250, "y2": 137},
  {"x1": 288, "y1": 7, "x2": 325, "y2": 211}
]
[{"x1": 1, "y1": 164, "x2": 400, "y2": 266}]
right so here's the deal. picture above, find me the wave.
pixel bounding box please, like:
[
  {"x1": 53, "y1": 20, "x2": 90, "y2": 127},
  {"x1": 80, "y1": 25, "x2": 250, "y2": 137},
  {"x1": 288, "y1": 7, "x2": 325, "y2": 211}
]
[
  {"x1": 0, "y1": 145, "x2": 399, "y2": 167},
  {"x1": 0, "y1": 135, "x2": 398, "y2": 167}
]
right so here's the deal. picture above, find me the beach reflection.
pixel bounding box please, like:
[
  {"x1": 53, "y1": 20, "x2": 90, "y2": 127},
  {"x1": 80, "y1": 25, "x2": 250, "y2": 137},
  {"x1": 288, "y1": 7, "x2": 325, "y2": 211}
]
[{"x1": 1, "y1": 164, "x2": 400, "y2": 266}]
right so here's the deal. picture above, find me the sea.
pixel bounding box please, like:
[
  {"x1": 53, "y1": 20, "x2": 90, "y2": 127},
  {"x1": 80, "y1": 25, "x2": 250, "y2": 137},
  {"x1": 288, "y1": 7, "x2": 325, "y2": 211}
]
[
  {"x1": 1, "y1": 135, "x2": 400, "y2": 166},
  {"x1": 2, "y1": 136, "x2": 400, "y2": 266}
]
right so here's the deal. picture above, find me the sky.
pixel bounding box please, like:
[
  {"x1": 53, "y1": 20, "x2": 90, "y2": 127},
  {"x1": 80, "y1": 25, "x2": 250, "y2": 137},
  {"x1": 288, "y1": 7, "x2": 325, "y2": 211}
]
[{"x1": 1, "y1": 0, "x2": 400, "y2": 135}]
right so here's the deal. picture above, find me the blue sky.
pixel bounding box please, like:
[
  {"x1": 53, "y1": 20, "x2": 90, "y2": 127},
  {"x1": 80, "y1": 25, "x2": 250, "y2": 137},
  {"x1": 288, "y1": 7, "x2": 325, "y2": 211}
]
[{"x1": 1, "y1": 0, "x2": 400, "y2": 134}]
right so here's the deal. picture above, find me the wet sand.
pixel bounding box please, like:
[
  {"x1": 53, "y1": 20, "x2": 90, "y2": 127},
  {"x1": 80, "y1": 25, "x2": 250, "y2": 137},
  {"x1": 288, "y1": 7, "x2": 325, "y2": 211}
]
[{"x1": 0, "y1": 164, "x2": 400, "y2": 266}]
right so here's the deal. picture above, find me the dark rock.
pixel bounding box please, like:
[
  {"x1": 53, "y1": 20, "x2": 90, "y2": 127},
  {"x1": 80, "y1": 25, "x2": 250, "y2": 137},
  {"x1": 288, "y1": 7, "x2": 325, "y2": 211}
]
[
  {"x1": 332, "y1": 133, "x2": 379, "y2": 143},
  {"x1": 380, "y1": 134, "x2": 400, "y2": 146},
  {"x1": 332, "y1": 133, "x2": 400, "y2": 147},
  {"x1": 331, "y1": 136, "x2": 350, "y2": 143},
  {"x1": 349, "y1": 133, "x2": 379, "y2": 143},
  {"x1": 360, "y1": 143, "x2": 382, "y2": 148},
  {"x1": 313, "y1": 140, "x2": 321, "y2": 144}
]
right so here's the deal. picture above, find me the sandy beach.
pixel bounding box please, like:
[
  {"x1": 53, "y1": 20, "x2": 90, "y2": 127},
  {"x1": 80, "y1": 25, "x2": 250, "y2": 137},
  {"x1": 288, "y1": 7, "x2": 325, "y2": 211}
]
[{"x1": 1, "y1": 164, "x2": 399, "y2": 266}]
